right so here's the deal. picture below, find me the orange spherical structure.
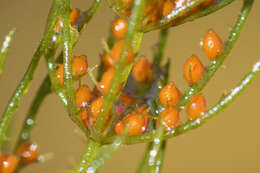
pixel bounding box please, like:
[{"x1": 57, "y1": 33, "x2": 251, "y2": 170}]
[
  {"x1": 0, "y1": 155, "x2": 19, "y2": 173},
  {"x1": 72, "y1": 55, "x2": 88, "y2": 78},
  {"x1": 75, "y1": 85, "x2": 93, "y2": 108},
  {"x1": 114, "y1": 120, "x2": 124, "y2": 134},
  {"x1": 17, "y1": 141, "x2": 39, "y2": 164},
  {"x1": 157, "y1": 107, "x2": 179, "y2": 131},
  {"x1": 159, "y1": 82, "x2": 181, "y2": 107},
  {"x1": 99, "y1": 68, "x2": 116, "y2": 94},
  {"x1": 90, "y1": 97, "x2": 104, "y2": 118},
  {"x1": 202, "y1": 29, "x2": 223, "y2": 60},
  {"x1": 70, "y1": 9, "x2": 81, "y2": 27},
  {"x1": 124, "y1": 114, "x2": 146, "y2": 136},
  {"x1": 184, "y1": 54, "x2": 205, "y2": 84},
  {"x1": 186, "y1": 94, "x2": 207, "y2": 120},
  {"x1": 103, "y1": 40, "x2": 134, "y2": 68},
  {"x1": 112, "y1": 18, "x2": 128, "y2": 39},
  {"x1": 56, "y1": 64, "x2": 64, "y2": 86},
  {"x1": 162, "y1": 0, "x2": 174, "y2": 17},
  {"x1": 132, "y1": 58, "x2": 154, "y2": 83}
]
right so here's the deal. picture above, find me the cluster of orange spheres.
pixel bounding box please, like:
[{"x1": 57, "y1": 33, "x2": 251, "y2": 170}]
[
  {"x1": 157, "y1": 27, "x2": 223, "y2": 130},
  {"x1": 0, "y1": 142, "x2": 39, "y2": 173},
  {"x1": 119, "y1": 0, "x2": 215, "y2": 23},
  {"x1": 54, "y1": 3, "x2": 223, "y2": 137}
]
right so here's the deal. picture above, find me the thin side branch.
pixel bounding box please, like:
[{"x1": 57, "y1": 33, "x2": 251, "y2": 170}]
[{"x1": 0, "y1": 28, "x2": 16, "y2": 77}]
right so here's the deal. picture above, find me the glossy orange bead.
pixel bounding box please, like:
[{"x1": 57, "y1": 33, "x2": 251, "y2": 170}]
[
  {"x1": 56, "y1": 64, "x2": 64, "y2": 86},
  {"x1": 186, "y1": 94, "x2": 207, "y2": 120},
  {"x1": 72, "y1": 55, "x2": 88, "y2": 78},
  {"x1": 114, "y1": 120, "x2": 124, "y2": 134},
  {"x1": 112, "y1": 18, "x2": 128, "y2": 39},
  {"x1": 0, "y1": 155, "x2": 19, "y2": 173},
  {"x1": 162, "y1": 0, "x2": 174, "y2": 17},
  {"x1": 121, "y1": 93, "x2": 136, "y2": 107},
  {"x1": 124, "y1": 113, "x2": 145, "y2": 136},
  {"x1": 103, "y1": 40, "x2": 134, "y2": 68},
  {"x1": 157, "y1": 108, "x2": 179, "y2": 131},
  {"x1": 184, "y1": 54, "x2": 205, "y2": 84},
  {"x1": 90, "y1": 97, "x2": 103, "y2": 118},
  {"x1": 202, "y1": 29, "x2": 223, "y2": 60},
  {"x1": 75, "y1": 85, "x2": 93, "y2": 108},
  {"x1": 17, "y1": 141, "x2": 39, "y2": 164},
  {"x1": 159, "y1": 82, "x2": 181, "y2": 107},
  {"x1": 132, "y1": 58, "x2": 154, "y2": 83},
  {"x1": 99, "y1": 68, "x2": 115, "y2": 94},
  {"x1": 70, "y1": 9, "x2": 81, "y2": 26}
]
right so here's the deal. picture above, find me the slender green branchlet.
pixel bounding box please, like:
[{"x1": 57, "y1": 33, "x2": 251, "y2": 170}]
[{"x1": 0, "y1": 28, "x2": 16, "y2": 77}]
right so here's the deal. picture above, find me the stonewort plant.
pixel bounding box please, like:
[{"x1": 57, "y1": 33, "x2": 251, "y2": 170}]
[{"x1": 0, "y1": 0, "x2": 259, "y2": 173}]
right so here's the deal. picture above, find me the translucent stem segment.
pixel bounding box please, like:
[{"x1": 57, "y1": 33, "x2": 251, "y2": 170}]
[
  {"x1": 0, "y1": 28, "x2": 16, "y2": 77},
  {"x1": 75, "y1": 140, "x2": 101, "y2": 173}
]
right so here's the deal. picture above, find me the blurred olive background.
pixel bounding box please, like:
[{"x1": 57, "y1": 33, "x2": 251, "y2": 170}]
[{"x1": 0, "y1": 0, "x2": 260, "y2": 173}]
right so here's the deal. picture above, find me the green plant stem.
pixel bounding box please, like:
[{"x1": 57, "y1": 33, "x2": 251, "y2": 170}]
[
  {"x1": 86, "y1": 135, "x2": 124, "y2": 173},
  {"x1": 172, "y1": 0, "x2": 235, "y2": 27},
  {"x1": 103, "y1": 58, "x2": 260, "y2": 144},
  {"x1": 0, "y1": 0, "x2": 65, "y2": 150},
  {"x1": 178, "y1": 0, "x2": 253, "y2": 108},
  {"x1": 61, "y1": 0, "x2": 90, "y2": 134},
  {"x1": 0, "y1": 28, "x2": 16, "y2": 77},
  {"x1": 140, "y1": 141, "x2": 166, "y2": 173},
  {"x1": 152, "y1": 28, "x2": 169, "y2": 67},
  {"x1": 142, "y1": 0, "x2": 207, "y2": 32},
  {"x1": 61, "y1": 0, "x2": 76, "y2": 115},
  {"x1": 154, "y1": 141, "x2": 166, "y2": 173},
  {"x1": 147, "y1": 127, "x2": 164, "y2": 173},
  {"x1": 75, "y1": 140, "x2": 101, "y2": 173},
  {"x1": 92, "y1": 0, "x2": 145, "y2": 138},
  {"x1": 14, "y1": 77, "x2": 51, "y2": 150},
  {"x1": 136, "y1": 143, "x2": 152, "y2": 173},
  {"x1": 0, "y1": 41, "x2": 42, "y2": 149}
]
